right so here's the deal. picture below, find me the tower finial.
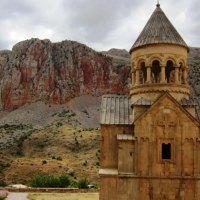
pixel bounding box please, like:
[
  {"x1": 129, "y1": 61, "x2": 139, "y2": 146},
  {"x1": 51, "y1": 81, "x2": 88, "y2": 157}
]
[{"x1": 156, "y1": 0, "x2": 160, "y2": 7}]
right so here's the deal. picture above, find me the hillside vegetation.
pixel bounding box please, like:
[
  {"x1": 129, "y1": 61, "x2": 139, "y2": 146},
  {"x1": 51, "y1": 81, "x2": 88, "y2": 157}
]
[{"x1": 0, "y1": 95, "x2": 101, "y2": 186}]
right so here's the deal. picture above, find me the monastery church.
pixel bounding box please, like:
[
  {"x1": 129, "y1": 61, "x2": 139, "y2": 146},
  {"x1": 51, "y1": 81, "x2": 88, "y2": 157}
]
[{"x1": 100, "y1": 3, "x2": 200, "y2": 200}]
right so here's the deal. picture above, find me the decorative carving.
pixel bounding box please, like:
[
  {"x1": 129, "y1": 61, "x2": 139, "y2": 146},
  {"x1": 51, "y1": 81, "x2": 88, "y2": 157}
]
[
  {"x1": 146, "y1": 54, "x2": 153, "y2": 58},
  {"x1": 130, "y1": 84, "x2": 191, "y2": 96},
  {"x1": 158, "y1": 120, "x2": 176, "y2": 136},
  {"x1": 159, "y1": 53, "x2": 164, "y2": 57}
]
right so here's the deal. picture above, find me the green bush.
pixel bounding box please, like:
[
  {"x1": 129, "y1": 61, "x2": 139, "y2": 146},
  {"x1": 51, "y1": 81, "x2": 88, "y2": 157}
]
[
  {"x1": 68, "y1": 171, "x2": 75, "y2": 177},
  {"x1": 58, "y1": 175, "x2": 70, "y2": 187},
  {"x1": 70, "y1": 180, "x2": 77, "y2": 188},
  {"x1": 56, "y1": 156, "x2": 63, "y2": 161},
  {"x1": 30, "y1": 174, "x2": 70, "y2": 188},
  {"x1": 51, "y1": 112, "x2": 57, "y2": 117},
  {"x1": 56, "y1": 122, "x2": 63, "y2": 127},
  {"x1": 0, "y1": 180, "x2": 6, "y2": 187},
  {"x1": 58, "y1": 109, "x2": 70, "y2": 117},
  {"x1": 77, "y1": 178, "x2": 89, "y2": 189},
  {"x1": 58, "y1": 109, "x2": 76, "y2": 118},
  {"x1": 82, "y1": 160, "x2": 87, "y2": 166},
  {"x1": 42, "y1": 160, "x2": 47, "y2": 165}
]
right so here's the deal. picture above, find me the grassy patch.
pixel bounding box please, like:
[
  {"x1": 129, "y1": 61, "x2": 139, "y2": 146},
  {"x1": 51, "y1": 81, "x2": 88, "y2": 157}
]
[{"x1": 28, "y1": 193, "x2": 99, "y2": 200}]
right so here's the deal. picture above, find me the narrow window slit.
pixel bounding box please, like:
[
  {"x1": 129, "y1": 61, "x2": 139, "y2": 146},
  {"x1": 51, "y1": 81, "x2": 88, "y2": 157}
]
[{"x1": 162, "y1": 143, "x2": 171, "y2": 160}]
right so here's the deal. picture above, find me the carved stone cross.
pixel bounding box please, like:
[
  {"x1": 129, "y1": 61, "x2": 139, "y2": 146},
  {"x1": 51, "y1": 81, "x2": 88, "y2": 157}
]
[{"x1": 157, "y1": 116, "x2": 176, "y2": 135}]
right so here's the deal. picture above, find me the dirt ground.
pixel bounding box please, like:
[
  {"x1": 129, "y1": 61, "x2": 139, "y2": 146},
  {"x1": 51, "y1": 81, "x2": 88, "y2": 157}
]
[
  {"x1": 28, "y1": 193, "x2": 99, "y2": 200},
  {"x1": 6, "y1": 192, "x2": 28, "y2": 200}
]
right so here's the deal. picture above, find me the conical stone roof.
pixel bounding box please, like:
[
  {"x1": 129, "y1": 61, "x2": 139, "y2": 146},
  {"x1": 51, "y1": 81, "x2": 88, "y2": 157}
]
[{"x1": 130, "y1": 4, "x2": 188, "y2": 53}]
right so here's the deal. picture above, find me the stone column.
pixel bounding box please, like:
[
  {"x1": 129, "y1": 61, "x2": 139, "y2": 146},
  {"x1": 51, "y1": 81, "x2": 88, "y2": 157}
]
[
  {"x1": 146, "y1": 66, "x2": 151, "y2": 83},
  {"x1": 135, "y1": 68, "x2": 140, "y2": 85},
  {"x1": 175, "y1": 66, "x2": 179, "y2": 84},
  {"x1": 183, "y1": 68, "x2": 188, "y2": 84},
  {"x1": 160, "y1": 65, "x2": 166, "y2": 83},
  {"x1": 132, "y1": 71, "x2": 135, "y2": 85}
]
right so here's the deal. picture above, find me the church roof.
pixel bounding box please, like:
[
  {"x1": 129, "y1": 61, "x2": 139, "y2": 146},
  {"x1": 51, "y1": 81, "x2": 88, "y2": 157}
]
[
  {"x1": 132, "y1": 97, "x2": 153, "y2": 106},
  {"x1": 180, "y1": 98, "x2": 198, "y2": 106},
  {"x1": 100, "y1": 95, "x2": 133, "y2": 125},
  {"x1": 191, "y1": 97, "x2": 200, "y2": 121},
  {"x1": 130, "y1": 4, "x2": 188, "y2": 53},
  {"x1": 100, "y1": 94, "x2": 200, "y2": 125}
]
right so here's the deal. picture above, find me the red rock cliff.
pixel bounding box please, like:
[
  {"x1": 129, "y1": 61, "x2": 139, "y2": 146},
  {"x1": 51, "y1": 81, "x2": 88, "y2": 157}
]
[{"x1": 0, "y1": 39, "x2": 130, "y2": 110}]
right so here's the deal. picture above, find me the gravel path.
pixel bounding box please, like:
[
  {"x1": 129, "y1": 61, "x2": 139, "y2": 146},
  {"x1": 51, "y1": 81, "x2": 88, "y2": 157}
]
[{"x1": 6, "y1": 193, "x2": 28, "y2": 200}]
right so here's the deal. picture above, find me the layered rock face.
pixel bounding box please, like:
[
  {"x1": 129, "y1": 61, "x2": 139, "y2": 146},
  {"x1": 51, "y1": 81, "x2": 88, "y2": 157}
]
[
  {"x1": 0, "y1": 39, "x2": 130, "y2": 110},
  {"x1": 1, "y1": 39, "x2": 199, "y2": 111},
  {"x1": 188, "y1": 47, "x2": 200, "y2": 96}
]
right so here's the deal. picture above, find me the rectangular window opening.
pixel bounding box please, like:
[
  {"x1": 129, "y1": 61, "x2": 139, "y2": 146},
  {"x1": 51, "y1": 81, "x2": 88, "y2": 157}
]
[{"x1": 162, "y1": 143, "x2": 171, "y2": 160}]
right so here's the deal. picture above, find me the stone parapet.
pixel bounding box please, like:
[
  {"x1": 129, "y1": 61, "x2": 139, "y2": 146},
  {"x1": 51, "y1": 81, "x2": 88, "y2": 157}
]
[{"x1": 130, "y1": 83, "x2": 191, "y2": 102}]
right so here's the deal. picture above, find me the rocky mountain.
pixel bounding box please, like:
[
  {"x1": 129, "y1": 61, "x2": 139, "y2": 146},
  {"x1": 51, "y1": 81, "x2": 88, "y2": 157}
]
[
  {"x1": 102, "y1": 48, "x2": 130, "y2": 58},
  {"x1": 0, "y1": 39, "x2": 130, "y2": 111},
  {"x1": 188, "y1": 47, "x2": 200, "y2": 96},
  {"x1": 1, "y1": 39, "x2": 199, "y2": 112}
]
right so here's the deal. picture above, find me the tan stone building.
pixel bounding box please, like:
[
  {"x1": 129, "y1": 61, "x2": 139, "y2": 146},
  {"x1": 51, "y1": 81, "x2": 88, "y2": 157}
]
[{"x1": 99, "y1": 3, "x2": 200, "y2": 200}]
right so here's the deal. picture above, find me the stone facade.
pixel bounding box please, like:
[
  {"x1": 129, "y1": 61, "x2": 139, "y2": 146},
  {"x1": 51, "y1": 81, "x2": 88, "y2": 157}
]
[
  {"x1": 130, "y1": 44, "x2": 190, "y2": 103},
  {"x1": 100, "y1": 3, "x2": 200, "y2": 200}
]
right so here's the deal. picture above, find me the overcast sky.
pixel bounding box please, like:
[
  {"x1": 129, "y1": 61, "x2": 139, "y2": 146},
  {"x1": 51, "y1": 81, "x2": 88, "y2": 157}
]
[{"x1": 0, "y1": 0, "x2": 199, "y2": 51}]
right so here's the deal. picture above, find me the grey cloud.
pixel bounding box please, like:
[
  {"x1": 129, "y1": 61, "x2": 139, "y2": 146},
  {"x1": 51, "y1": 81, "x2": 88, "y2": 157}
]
[
  {"x1": 62, "y1": 0, "x2": 141, "y2": 43},
  {"x1": 0, "y1": 38, "x2": 11, "y2": 50},
  {"x1": 180, "y1": 0, "x2": 200, "y2": 46},
  {"x1": 0, "y1": 0, "x2": 35, "y2": 19},
  {"x1": 0, "y1": 0, "x2": 199, "y2": 50}
]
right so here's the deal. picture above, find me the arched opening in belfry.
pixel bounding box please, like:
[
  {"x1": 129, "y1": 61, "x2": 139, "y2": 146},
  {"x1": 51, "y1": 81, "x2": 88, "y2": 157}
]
[
  {"x1": 165, "y1": 60, "x2": 175, "y2": 83},
  {"x1": 179, "y1": 62, "x2": 184, "y2": 84},
  {"x1": 151, "y1": 60, "x2": 161, "y2": 83},
  {"x1": 139, "y1": 62, "x2": 147, "y2": 84}
]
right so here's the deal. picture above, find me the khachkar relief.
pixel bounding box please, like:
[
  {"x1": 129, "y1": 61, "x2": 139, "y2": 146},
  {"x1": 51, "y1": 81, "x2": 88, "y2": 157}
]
[{"x1": 154, "y1": 107, "x2": 178, "y2": 138}]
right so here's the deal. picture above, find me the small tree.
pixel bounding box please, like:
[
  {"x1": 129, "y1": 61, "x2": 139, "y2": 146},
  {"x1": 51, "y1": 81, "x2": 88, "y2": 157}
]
[
  {"x1": 30, "y1": 175, "x2": 70, "y2": 188},
  {"x1": 58, "y1": 175, "x2": 70, "y2": 188},
  {"x1": 77, "y1": 178, "x2": 89, "y2": 189}
]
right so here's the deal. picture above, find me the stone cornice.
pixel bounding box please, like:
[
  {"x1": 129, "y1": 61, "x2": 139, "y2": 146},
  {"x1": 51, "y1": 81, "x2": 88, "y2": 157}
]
[{"x1": 130, "y1": 84, "x2": 191, "y2": 95}]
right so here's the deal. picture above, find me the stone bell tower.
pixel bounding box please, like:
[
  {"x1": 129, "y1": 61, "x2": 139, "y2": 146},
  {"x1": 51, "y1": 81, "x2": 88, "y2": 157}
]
[
  {"x1": 100, "y1": 3, "x2": 200, "y2": 200},
  {"x1": 130, "y1": 3, "x2": 190, "y2": 104}
]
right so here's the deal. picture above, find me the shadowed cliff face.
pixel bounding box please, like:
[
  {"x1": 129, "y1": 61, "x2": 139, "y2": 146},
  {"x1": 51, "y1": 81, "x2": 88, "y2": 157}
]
[
  {"x1": 188, "y1": 47, "x2": 200, "y2": 96},
  {"x1": 0, "y1": 39, "x2": 130, "y2": 110}
]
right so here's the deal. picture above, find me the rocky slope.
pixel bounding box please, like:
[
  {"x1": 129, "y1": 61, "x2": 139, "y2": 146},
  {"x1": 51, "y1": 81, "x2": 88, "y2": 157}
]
[
  {"x1": 0, "y1": 95, "x2": 101, "y2": 186},
  {"x1": 0, "y1": 39, "x2": 130, "y2": 111},
  {"x1": 102, "y1": 48, "x2": 130, "y2": 58},
  {"x1": 188, "y1": 47, "x2": 200, "y2": 96}
]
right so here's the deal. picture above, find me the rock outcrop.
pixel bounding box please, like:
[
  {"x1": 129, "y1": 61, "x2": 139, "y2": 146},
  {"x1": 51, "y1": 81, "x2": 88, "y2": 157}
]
[
  {"x1": 188, "y1": 47, "x2": 200, "y2": 96},
  {"x1": 102, "y1": 48, "x2": 130, "y2": 58},
  {"x1": 0, "y1": 39, "x2": 199, "y2": 111},
  {"x1": 0, "y1": 39, "x2": 130, "y2": 110}
]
